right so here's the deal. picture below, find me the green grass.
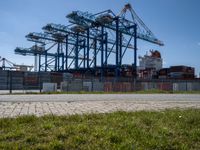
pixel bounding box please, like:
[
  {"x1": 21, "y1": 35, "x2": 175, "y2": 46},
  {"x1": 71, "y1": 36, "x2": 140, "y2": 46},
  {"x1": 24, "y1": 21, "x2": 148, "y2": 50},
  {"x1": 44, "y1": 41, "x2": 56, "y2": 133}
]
[{"x1": 0, "y1": 109, "x2": 200, "y2": 149}]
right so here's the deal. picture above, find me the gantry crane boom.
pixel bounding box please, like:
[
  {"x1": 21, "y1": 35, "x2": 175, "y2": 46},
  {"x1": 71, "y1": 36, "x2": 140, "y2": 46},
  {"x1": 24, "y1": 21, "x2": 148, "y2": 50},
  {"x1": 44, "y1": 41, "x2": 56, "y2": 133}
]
[
  {"x1": 67, "y1": 3, "x2": 164, "y2": 46},
  {"x1": 14, "y1": 47, "x2": 87, "y2": 60},
  {"x1": 42, "y1": 23, "x2": 134, "y2": 49},
  {"x1": 15, "y1": 3, "x2": 164, "y2": 74},
  {"x1": 118, "y1": 3, "x2": 164, "y2": 46},
  {"x1": 26, "y1": 32, "x2": 83, "y2": 46}
]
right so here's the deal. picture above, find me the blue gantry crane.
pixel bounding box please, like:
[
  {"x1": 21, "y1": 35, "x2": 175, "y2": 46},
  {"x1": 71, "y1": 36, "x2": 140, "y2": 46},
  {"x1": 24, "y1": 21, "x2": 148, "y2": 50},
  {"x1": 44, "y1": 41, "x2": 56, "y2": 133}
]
[{"x1": 15, "y1": 3, "x2": 163, "y2": 79}]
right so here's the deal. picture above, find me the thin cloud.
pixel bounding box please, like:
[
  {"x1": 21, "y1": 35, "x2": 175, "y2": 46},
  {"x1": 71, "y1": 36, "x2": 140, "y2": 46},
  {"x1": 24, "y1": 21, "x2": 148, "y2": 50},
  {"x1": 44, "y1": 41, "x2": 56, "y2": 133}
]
[{"x1": 198, "y1": 42, "x2": 200, "y2": 46}]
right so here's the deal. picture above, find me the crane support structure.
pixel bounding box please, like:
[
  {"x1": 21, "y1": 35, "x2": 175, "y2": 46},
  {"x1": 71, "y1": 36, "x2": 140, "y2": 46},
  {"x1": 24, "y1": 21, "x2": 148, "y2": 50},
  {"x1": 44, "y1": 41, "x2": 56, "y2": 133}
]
[{"x1": 15, "y1": 3, "x2": 163, "y2": 78}]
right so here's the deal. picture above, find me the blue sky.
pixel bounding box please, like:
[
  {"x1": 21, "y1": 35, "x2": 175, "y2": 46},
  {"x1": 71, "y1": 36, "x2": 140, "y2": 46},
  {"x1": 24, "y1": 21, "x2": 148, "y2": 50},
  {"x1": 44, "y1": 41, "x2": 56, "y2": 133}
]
[{"x1": 0, "y1": 0, "x2": 200, "y2": 76}]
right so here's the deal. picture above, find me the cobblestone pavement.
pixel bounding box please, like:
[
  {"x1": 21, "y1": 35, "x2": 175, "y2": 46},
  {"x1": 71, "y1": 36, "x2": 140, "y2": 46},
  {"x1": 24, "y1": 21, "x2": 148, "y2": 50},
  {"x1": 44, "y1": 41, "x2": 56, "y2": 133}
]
[
  {"x1": 0, "y1": 94, "x2": 200, "y2": 118},
  {"x1": 1, "y1": 94, "x2": 200, "y2": 102}
]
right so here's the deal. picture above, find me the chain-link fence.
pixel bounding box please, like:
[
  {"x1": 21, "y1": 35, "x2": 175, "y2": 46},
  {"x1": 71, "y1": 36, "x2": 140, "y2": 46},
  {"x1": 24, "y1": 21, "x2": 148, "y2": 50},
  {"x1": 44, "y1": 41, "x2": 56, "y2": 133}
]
[{"x1": 0, "y1": 70, "x2": 200, "y2": 94}]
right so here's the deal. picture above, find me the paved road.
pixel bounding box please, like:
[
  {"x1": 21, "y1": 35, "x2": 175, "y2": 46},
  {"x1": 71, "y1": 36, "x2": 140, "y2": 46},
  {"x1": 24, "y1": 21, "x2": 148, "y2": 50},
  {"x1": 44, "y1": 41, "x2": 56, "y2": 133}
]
[
  {"x1": 0, "y1": 94, "x2": 200, "y2": 102},
  {"x1": 0, "y1": 94, "x2": 200, "y2": 118}
]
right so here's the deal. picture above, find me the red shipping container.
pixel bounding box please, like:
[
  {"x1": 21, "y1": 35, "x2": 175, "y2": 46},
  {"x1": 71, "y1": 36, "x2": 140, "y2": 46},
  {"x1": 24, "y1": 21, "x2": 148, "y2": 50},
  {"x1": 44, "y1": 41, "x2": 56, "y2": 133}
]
[
  {"x1": 122, "y1": 82, "x2": 131, "y2": 92},
  {"x1": 104, "y1": 82, "x2": 113, "y2": 92},
  {"x1": 158, "y1": 82, "x2": 173, "y2": 91}
]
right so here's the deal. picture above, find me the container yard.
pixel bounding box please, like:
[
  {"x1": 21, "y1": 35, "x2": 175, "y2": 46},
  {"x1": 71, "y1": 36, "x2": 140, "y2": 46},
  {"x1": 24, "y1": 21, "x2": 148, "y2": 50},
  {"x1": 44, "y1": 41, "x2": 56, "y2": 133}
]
[
  {"x1": 1, "y1": 2, "x2": 200, "y2": 149},
  {"x1": 0, "y1": 3, "x2": 199, "y2": 93}
]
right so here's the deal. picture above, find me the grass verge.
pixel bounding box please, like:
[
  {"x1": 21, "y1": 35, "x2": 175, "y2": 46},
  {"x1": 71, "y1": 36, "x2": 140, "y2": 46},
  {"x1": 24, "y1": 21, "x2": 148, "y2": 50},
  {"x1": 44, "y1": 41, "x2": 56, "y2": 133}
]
[
  {"x1": 0, "y1": 109, "x2": 200, "y2": 149},
  {"x1": 25, "y1": 90, "x2": 200, "y2": 95},
  {"x1": 2, "y1": 89, "x2": 200, "y2": 95}
]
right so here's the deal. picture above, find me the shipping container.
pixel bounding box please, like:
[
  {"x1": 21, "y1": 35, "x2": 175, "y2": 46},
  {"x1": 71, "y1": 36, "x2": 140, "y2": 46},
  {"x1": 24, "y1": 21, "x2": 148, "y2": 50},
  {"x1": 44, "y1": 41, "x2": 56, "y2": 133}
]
[{"x1": 104, "y1": 82, "x2": 113, "y2": 92}]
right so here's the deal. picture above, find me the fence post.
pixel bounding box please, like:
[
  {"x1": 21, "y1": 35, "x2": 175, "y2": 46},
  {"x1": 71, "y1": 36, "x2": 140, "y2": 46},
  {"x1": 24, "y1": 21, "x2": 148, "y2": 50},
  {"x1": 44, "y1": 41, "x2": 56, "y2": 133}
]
[
  {"x1": 38, "y1": 72, "x2": 42, "y2": 93},
  {"x1": 9, "y1": 71, "x2": 12, "y2": 94},
  {"x1": 92, "y1": 76, "x2": 94, "y2": 92},
  {"x1": 186, "y1": 81, "x2": 187, "y2": 91},
  {"x1": 133, "y1": 79, "x2": 136, "y2": 91},
  {"x1": 23, "y1": 72, "x2": 25, "y2": 93},
  {"x1": 81, "y1": 74, "x2": 83, "y2": 91}
]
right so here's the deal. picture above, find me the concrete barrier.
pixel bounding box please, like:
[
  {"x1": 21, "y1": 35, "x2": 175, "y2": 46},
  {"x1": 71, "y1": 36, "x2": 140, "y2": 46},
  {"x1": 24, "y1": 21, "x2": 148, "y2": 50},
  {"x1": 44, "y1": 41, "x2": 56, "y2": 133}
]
[
  {"x1": 42, "y1": 83, "x2": 57, "y2": 92},
  {"x1": 60, "y1": 82, "x2": 69, "y2": 92},
  {"x1": 93, "y1": 81, "x2": 104, "y2": 92},
  {"x1": 83, "y1": 82, "x2": 92, "y2": 91}
]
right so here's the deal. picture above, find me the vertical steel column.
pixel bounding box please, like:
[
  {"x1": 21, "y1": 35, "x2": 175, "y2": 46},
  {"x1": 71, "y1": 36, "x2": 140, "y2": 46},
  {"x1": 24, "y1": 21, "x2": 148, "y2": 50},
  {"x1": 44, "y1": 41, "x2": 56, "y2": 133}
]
[
  {"x1": 57, "y1": 43, "x2": 60, "y2": 71},
  {"x1": 34, "y1": 54, "x2": 38, "y2": 72},
  {"x1": 119, "y1": 32, "x2": 122, "y2": 66},
  {"x1": 60, "y1": 43, "x2": 64, "y2": 71},
  {"x1": 65, "y1": 35, "x2": 68, "y2": 70},
  {"x1": 62, "y1": 52, "x2": 64, "y2": 71},
  {"x1": 134, "y1": 24, "x2": 137, "y2": 78},
  {"x1": 75, "y1": 33, "x2": 79, "y2": 69},
  {"x1": 101, "y1": 26, "x2": 104, "y2": 79},
  {"x1": 83, "y1": 40, "x2": 86, "y2": 68},
  {"x1": 39, "y1": 54, "x2": 41, "y2": 72},
  {"x1": 2, "y1": 58, "x2": 5, "y2": 70},
  {"x1": 87, "y1": 29, "x2": 90, "y2": 68},
  {"x1": 105, "y1": 32, "x2": 108, "y2": 66},
  {"x1": 55, "y1": 55, "x2": 57, "y2": 71},
  {"x1": 94, "y1": 38, "x2": 97, "y2": 68},
  {"x1": 45, "y1": 51, "x2": 47, "y2": 72},
  {"x1": 115, "y1": 17, "x2": 119, "y2": 78}
]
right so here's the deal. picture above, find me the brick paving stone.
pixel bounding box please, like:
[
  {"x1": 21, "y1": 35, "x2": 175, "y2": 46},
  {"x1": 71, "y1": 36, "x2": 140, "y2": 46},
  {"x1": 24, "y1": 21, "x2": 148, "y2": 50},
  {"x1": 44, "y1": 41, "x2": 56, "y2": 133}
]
[
  {"x1": 0, "y1": 94, "x2": 200, "y2": 118},
  {"x1": 1, "y1": 94, "x2": 200, "y2": 102}
]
